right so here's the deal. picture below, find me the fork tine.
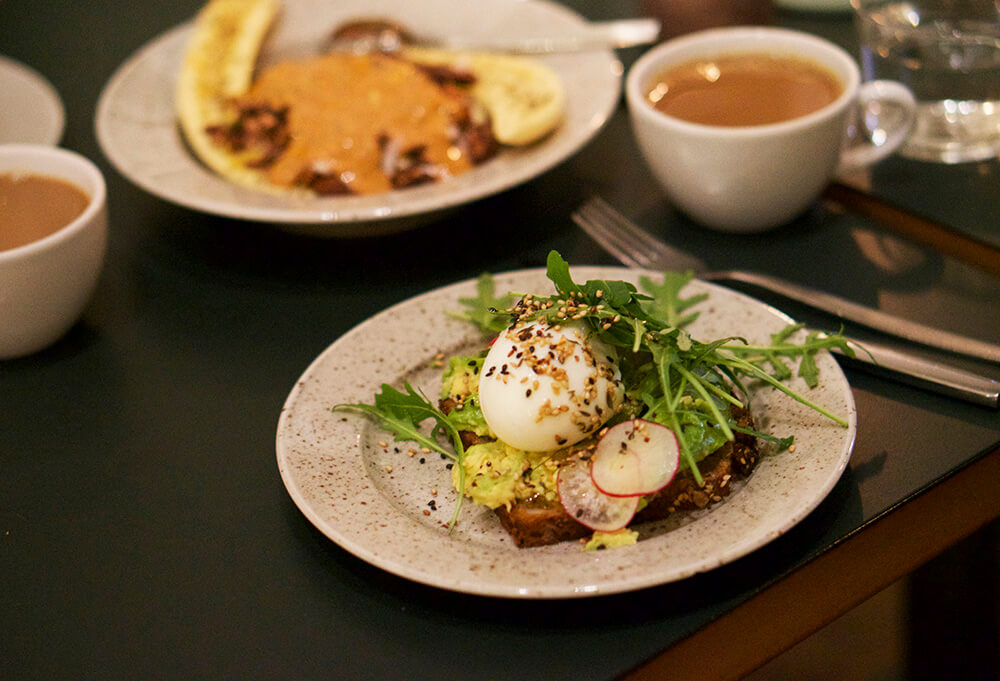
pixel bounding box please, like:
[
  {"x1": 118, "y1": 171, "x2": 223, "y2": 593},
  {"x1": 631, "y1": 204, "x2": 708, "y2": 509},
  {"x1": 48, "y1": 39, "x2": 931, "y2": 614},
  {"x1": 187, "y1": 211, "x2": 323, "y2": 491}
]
[
  {"x1": 584, "y1": 197, "x2": 677, "y2": 264},
  {"x1": 574, "y1": 197, "x2": 708, "y2": 273},
  {"x1": 573, "y1": 197, "x2": 669, "y2": 269},
  {"x1": 574, "y1": 199, "x2": 667, "y2": 269},
  {"x1": 572, "y1": 203, "x2": 648, "y2": 269}
]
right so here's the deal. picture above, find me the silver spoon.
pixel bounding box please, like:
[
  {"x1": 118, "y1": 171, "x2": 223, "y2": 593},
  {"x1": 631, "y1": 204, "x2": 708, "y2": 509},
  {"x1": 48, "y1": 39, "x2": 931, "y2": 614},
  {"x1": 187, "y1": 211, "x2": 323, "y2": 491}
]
[{"x1": 326, "y1": 17, "x2": 661, "y2": 55}]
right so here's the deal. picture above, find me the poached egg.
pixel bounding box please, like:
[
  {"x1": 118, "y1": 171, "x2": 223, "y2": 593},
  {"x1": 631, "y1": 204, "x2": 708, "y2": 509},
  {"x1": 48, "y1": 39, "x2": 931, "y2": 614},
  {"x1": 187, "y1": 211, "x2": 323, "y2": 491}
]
[{"x1": 478, "y1": 320, "x2": 622, "y2": 452}]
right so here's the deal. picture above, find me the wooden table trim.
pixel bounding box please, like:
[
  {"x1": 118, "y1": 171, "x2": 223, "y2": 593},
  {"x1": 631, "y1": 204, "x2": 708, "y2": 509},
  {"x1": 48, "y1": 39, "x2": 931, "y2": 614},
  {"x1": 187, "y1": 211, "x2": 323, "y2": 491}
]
[{"x1": 824, "y1": 182, "x2": 1000, "y2": 278}]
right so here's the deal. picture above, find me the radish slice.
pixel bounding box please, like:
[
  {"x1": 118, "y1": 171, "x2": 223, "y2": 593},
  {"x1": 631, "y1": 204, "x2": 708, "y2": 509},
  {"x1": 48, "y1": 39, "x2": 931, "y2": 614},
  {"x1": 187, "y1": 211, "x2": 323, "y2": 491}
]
[
  {"x1": 591, "y1": 419, "x2": 680, "y2": 497},
  {"x1": 557, "y1": 457, "x2": 639, "y2": 532}
]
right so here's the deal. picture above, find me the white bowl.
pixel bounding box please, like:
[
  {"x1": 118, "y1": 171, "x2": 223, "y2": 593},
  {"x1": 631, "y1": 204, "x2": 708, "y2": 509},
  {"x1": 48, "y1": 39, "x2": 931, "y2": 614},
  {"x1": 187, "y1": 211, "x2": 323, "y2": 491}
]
[{"x1": 0, "y1": 144, "x2": 107, "y2": 359}]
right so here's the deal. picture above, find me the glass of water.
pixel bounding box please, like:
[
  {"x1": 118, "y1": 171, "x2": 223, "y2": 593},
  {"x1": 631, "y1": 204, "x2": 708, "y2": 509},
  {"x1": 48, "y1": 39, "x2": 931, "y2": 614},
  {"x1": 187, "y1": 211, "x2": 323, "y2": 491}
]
[{"x1": 851, "y1": 0, "x2": 1000, "y2": 163}]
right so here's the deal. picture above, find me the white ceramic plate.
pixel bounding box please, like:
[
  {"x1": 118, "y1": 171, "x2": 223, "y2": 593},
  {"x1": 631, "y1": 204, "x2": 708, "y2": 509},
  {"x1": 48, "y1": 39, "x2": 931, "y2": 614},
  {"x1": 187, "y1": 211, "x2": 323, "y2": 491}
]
[
  {"x1": 0, "y1": 56, "x2": 65, "y2": 145},
  {"x1": 276, "y1": 267, "x2": 857, "y2": 598},
  {"x1": 94, "y1": 0, "x2": 622, "y2": 236}
]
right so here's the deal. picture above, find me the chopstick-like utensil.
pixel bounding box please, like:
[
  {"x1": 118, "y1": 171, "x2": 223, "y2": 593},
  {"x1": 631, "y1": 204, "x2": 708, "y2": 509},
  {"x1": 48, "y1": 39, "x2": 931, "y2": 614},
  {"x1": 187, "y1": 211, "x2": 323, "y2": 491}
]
[
  {"x1": 824, "y1": 182, "x2": 1000, "y2": 279},
  {"x1": 572, "y1": 196, "x2": 1000, "y2": 365}
]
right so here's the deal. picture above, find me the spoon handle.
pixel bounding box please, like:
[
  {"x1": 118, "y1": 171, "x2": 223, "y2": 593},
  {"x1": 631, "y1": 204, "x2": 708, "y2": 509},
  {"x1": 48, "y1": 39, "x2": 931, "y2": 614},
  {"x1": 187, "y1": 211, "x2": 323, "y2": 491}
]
[
  {"x1": 439, "y1": 18, "x2": 661, "y2": 54},
  {"x1": 833, "y1": 337, "x2": 999, "y2": 408}
]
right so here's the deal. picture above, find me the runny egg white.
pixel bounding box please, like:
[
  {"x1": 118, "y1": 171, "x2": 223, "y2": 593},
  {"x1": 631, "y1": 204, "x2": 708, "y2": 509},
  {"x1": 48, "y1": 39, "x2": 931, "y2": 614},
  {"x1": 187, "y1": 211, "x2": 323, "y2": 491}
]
[{"x1": 478, "y1": 320, "x2": 623, "y2": 452}]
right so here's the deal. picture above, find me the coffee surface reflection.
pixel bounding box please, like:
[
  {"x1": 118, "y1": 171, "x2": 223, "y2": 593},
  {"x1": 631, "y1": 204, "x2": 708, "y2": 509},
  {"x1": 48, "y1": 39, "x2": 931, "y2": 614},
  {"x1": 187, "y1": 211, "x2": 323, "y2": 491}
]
[{"x1": 646, "y1": 54, "x2": 843, "y2": 127}]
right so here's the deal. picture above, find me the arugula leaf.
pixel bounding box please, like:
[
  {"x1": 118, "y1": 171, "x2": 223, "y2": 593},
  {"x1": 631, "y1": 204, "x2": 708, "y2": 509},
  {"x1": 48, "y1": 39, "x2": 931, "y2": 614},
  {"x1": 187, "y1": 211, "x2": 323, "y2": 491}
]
[
  {"x1": 334, "y1": 382, "x2": 468, "y2": 528},
  {"x1": 640, "y1": 271, "x2": 707, "y2": 329},
  {"x1": 719, "y1": 325, "x2": 854, "y2": 392},
  {"x1": 731, "y1": 425, "x2": 794, "y2": 451},
  {"x1": 545, "y1": 250, "x2": 583, "y2": 297},
  {"x1": 448, "y1": 273, "x2": 515, "y2": 334}
]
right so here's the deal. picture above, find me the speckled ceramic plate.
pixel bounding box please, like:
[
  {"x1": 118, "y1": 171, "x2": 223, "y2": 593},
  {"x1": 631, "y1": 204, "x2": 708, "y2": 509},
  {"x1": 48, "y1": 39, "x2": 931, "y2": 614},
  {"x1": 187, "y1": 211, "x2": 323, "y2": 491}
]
[
  {"x1": 94, "y1": 0, "x2": 621, "y2": 236},
  {"x1": 276, "y1": 267, "x2": 857, "y2": 598}
]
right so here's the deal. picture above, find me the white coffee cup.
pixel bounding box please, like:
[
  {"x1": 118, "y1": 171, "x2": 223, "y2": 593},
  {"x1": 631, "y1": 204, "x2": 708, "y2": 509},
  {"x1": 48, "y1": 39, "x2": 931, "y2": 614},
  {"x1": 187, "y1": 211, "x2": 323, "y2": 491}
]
[
  {"x1": 0, "y1": 144, "x2": 108, "y2": 359},
  {"x1": 626, "y1": 26, "x2": 916, "y2": 232}
]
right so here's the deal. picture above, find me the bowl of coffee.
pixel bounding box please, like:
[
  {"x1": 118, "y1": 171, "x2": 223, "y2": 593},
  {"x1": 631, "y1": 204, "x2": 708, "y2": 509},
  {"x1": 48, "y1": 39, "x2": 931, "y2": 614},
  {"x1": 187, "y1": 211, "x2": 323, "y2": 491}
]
[
  {"x1": 625, "y1": 27, "x2": 915, "y2": 232},
  {"x1": 0, "y1": 144, "x2": 107, "y2": 359}
]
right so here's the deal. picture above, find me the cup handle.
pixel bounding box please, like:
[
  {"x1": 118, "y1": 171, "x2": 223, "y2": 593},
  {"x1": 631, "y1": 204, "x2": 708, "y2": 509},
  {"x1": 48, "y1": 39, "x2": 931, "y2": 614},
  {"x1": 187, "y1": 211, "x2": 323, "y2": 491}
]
[{"x1": 837, "y1": 80, "x2": 917, "y2": 176}]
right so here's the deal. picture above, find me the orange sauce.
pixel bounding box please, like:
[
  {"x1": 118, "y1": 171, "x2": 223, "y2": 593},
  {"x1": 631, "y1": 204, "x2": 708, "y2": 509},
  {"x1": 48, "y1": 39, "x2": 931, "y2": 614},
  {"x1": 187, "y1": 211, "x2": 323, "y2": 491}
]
[{"x1": 241, "y1": 53, "x2": 474, "y2": 194}]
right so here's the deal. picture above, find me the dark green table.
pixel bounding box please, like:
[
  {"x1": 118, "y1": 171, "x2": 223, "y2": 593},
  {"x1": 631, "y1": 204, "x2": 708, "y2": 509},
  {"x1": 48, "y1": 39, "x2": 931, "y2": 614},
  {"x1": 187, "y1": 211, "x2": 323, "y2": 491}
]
[{"x1": 3, "y1": 1, "x2": 998, "y2": 679}]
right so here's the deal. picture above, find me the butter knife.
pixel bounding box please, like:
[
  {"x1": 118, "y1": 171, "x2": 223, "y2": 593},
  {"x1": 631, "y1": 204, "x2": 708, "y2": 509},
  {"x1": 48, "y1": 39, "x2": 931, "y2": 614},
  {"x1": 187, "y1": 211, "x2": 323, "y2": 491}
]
[{"x1": 833, "y1": 337, "x2": 1000, "y2": 408}]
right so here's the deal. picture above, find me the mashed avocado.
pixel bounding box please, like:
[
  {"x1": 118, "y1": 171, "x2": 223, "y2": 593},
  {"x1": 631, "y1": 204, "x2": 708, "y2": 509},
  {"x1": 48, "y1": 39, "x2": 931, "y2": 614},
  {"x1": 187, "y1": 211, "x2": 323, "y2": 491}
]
[
  {"x1": 441, "y1": 355, "x2": 482, "y2": 400},
  {"x1": 453, "y1": 440, "x2": 561, "y2": 510},
  {"x1": 585, "y1": 529, "x2": 639, "y2": 551},
  {"x1": 441, "y1": 355, "x2": 492, "y2": 437}
]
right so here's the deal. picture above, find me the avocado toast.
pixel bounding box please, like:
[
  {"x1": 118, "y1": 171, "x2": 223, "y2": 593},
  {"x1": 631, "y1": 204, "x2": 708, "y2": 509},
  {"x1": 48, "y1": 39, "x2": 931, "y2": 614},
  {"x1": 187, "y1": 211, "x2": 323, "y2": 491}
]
[{"x1": 339, "y1": 252, "x2": 852, "y2": 550}]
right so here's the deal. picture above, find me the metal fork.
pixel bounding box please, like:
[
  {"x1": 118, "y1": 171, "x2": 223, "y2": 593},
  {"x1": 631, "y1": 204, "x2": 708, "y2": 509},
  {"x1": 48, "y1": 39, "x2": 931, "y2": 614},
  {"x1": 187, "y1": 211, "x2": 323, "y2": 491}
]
[{"x1": 573, "y1": 196, "x2": 1000, "y2": 365}]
